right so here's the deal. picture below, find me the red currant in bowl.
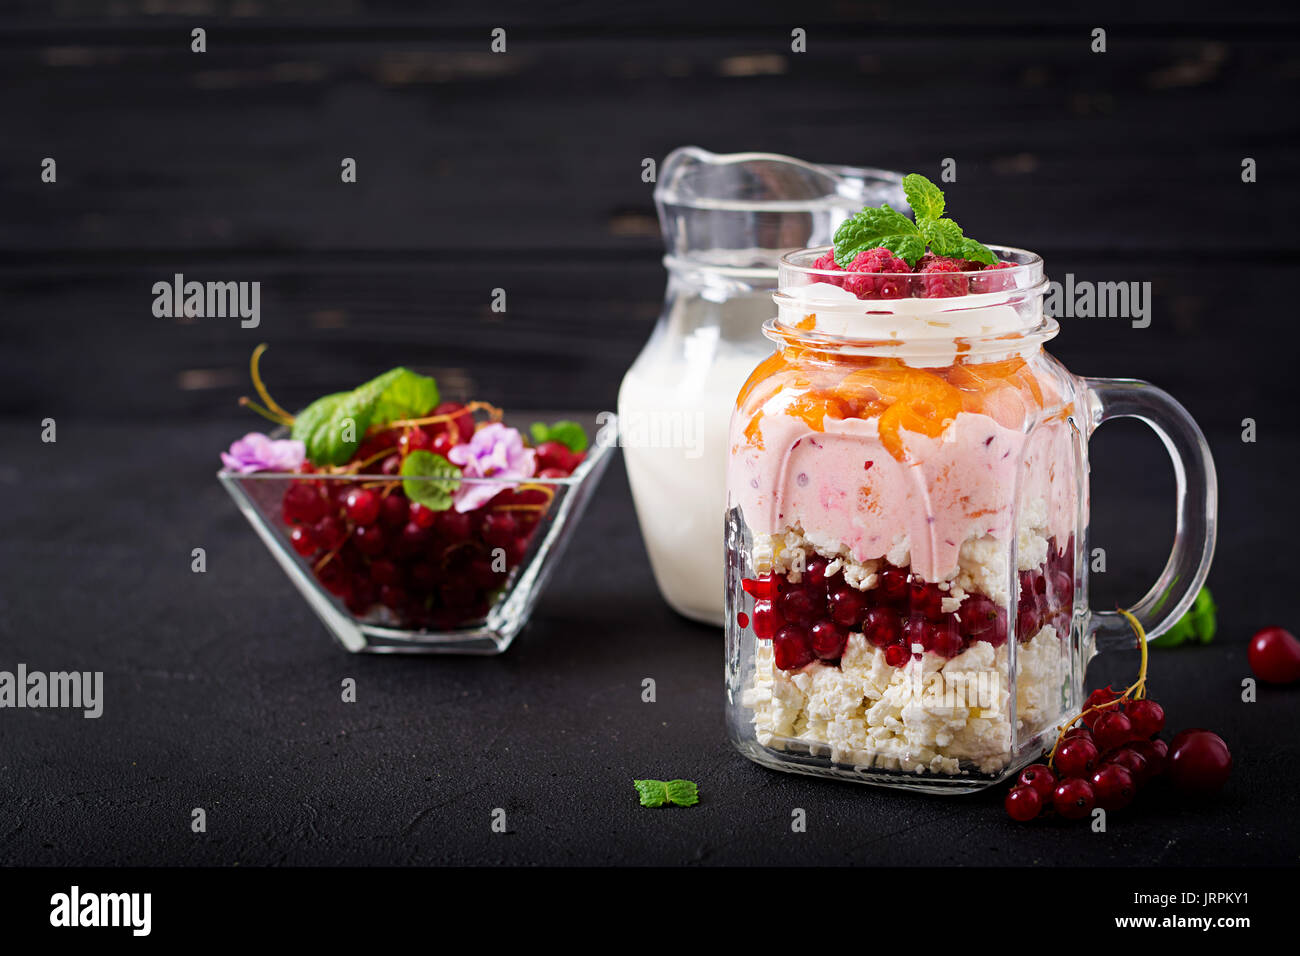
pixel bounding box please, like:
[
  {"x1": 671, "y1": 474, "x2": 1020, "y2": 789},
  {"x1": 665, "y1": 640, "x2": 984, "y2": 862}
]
[{"x1": 219, "y1": 412, "x2": 615, "y2": 655}]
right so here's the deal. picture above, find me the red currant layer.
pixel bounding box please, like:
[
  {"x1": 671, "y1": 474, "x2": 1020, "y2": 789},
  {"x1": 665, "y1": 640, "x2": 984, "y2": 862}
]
[{"x1": 741, "y1": 536, "x2": 1075, "y2": 672}]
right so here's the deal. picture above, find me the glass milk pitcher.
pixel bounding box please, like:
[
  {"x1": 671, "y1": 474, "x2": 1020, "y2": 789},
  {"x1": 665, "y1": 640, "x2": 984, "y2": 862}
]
[
  {"x1": 618, "y1": 147, "x2": 905, "y2": 625},
  {"x1": 725, "y1": 247, "x2": 1216, "y2": 791}
]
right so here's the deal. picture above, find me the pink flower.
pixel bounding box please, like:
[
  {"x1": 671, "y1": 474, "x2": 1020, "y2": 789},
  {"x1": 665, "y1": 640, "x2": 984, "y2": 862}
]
[
  {"x1": 221, "y1": 432, "x2": 306, "y2": 473},
  {"x1": 446, "y1": 423, "x2": 536, "y2": 512}
]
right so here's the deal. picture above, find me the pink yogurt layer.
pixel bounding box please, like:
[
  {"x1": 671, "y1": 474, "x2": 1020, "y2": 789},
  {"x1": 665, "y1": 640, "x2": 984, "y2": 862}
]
[{"x1": 728, "y1": 407, "x2": 1078, "y2": 584}]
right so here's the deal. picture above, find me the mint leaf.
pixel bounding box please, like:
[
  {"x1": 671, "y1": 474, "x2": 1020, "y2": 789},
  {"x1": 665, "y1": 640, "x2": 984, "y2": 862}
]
[
  {"x1": 371, "y1": 369, "x2": 439, "y2": 426},
  {"x1": 832, "y1": 204, "x2": 921, "y2": 267},
  {"x1": 400, "y1": 450, "x2": 461, "y2": 511},
  {"x1": 921, "y1": 218, "x2": 964, "y2": 257},
  {"x1": 633, "y1": 780, "x2": 668, "y2": 808},
  {"x1": 292, "y1": 390, "x2": 374, "y2": 466},
  {"x1": 951, "y1": 236, "x2": 998, "y2": 266},
  {"x1": 530, "y1": 420, "x2": 589, "y2": 453},
  {"x1": 1151, "y1": 586, "x2": 1217, "y2": 648},
  {"x1": 902, "y1": 173, "x2": 944, "y2": 221},
  {"x1": 831, "y1": 175, "x2": 998, "y2": 270},
  {"x1": 634, "y1": 779, "x2": 698, "y2": 807},
  {"x1": 664, "y1": 779, "x2": 699, "y2": 807},
  {"x1": 291, "y1": 367, "x2": 437, "y2": 466}
]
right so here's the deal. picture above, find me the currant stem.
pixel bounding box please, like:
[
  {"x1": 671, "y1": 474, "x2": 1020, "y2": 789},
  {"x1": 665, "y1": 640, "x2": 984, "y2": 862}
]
[
  {"x1": 1047, "y1": 607, "x2": 1149, "y2": 766},
  {"x1": 239, "y1": 396, "x2": 293, "y2": 427},
  {"x1": 249, "y1": 344, "x2": 296, "y2": 425}
]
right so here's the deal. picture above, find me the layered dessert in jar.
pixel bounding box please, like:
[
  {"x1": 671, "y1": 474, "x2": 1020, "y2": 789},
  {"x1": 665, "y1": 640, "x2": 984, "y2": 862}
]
[{"x1": 725, "y1": 175, "x2": 1083, "y2": 789}]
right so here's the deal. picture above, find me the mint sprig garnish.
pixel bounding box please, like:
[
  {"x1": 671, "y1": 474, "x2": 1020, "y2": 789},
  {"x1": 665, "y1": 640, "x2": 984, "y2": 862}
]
[
  {"x1": 291, "y1": 367, "x2": 440, "y2": 466},
  {"x1": 633, "y1": 779, "x2": 699, "y2": 808},
  {"x1": 399, "y1": 450, "x2": 461, "y2": 511},
  {"x1": 530, "y1": 420, "x2": 588, "y2": 454},
  {"x1": 832, "y1": 173, "x2": 997, "y2": 268}
]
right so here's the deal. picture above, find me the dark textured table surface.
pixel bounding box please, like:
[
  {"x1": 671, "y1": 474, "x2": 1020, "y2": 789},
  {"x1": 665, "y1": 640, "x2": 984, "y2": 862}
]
[{"x1": 1, "y1": 418, "x2": 1295, "y2": 867}]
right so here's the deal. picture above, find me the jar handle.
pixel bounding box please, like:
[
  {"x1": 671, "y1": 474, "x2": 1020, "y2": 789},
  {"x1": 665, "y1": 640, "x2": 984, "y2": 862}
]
[{"x1": 1082, "y1": 378, "x2": 1218, "y2": 651}]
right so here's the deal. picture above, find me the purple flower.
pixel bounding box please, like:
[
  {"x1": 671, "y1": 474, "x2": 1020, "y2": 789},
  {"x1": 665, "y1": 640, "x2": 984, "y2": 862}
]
[
  {"x1": 221, "y1": 432, "x2": 306, "y2": 473},
  {"x1": 447, "y1": 423, "x2": 536, "y2": 512}
]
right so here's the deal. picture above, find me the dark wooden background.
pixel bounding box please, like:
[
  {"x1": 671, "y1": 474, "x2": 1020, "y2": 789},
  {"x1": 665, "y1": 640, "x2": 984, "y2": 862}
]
[
  {"x1": 1, "y1": 2, "x2": 1298, "y2": 870},
  {"x1": 2, "y1": 1, "x2": 1298, "y2": 432}
]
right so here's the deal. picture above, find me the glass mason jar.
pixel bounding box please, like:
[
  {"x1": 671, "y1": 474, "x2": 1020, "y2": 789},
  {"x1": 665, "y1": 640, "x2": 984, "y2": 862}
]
[
  {"x1": 724, "y1": 247, "x2": 1216, "y2": 792},
  {"x1": 619, "y1": 148, "x2": 905, "y2": 625}
]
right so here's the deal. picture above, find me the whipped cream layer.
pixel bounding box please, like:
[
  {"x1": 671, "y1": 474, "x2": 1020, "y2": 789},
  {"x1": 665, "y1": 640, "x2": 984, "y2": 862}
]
[
  {"x1": 775, "y1": 281, "x2": 1046, "y2": 368},
  {"x1": 729, "y1": 409, "x2": 1076, "y2": 585}
]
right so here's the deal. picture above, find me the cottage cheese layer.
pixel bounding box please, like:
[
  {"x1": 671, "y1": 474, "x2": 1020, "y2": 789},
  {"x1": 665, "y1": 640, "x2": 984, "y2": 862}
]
[{"x1": 742, "y1": 625, "x2": 1062, "y2": 776}]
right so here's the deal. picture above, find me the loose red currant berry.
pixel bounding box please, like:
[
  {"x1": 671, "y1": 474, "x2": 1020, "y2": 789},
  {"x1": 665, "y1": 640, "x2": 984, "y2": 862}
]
[
  {"x1": 862, "y1": 608, "x2": 901, "y2": 647},
  {"x1": 876, "y1": 568, "x2": 908, "y2": 604},
  {"x1": 398, "y1": 429, "x2": 432, "y2": 455},
  {"x1": 369, "y1": 559, "x2": 402, "y2": 587},
  {"x1": 810, "y1": 620, "x2": 848, "y2": 661},
  {"x1": 773, "y1": 625, "x2": 815, "y2": 671},
  {"x1": 742, "y1": 574, "x2": 778, "y2": 600},
  {"x1": 313, "y1": 515, "x2": 347, "y2": 551},
  {"x1": 1091, "y1": 764, "x2": 1136, "y2": 811},
  {"x1": 1055, "y1": 738, "x2": 1098, "y2": 779},
  {"x1": 884, "y1": 643, "x2": 910, "y2": 667},
  {"x1": 1168, "y1": 730, "x2": 1232, "y2": 792},
  {"x1": 1083, "y1": 686, "x2": 1119, "y2": 726},
  {"x1": 828, "y1": 586, "x2": 867, "y2": 629},
  {"x1": 1005, "y1": 785, "x2": 1043, "y2": 822},
  {"x1": 436, "y1": 508, "x2": 473, "y2": 542},
  {"x1": 1126, "y1": 698, "x2": 1165, "y2": 738},
  {"x1": 752, "y1": 600, "x2": 782, "y2": 640},
  {"x1": 1093, "y1": 711, "x2": 1136, "y2": 751},
  {"x1": 930, "y1": 616, "x2": 964, "y2": 658},
  {"x1": 434, "y1": 401, "x2": 475, "y2": 443},
  {"x1": 1108, "y1": 747, "x2": 1148, "y2": 783},
  {"x1": 1052, "y1": 778, "x2": 1096, "y2": 820},
  {"x1": 1248, "y1": 626, "x2": 1300, "y2": 684},
  {"x1": 908, "y1": 579, "x2": 943, "y2": 620},
  {"x1": 409, "y1": 502, "x2": 438, "y2": 529},
  {"x1": 1062, "y1": 725, "x2": 1094, "y2": 743},
  {"x1": 779, "y1": 588, "x2": 817, "y2": 626},
  {"x1": 431, "y1": 431, "x2": 456, "y2": 456},
  {"x1": 352, "y1": 522, "x2": 387, "y2": 556},
  {"x1": 379, "y1": 493, "x2": 408, "y2": 527},
  {"x1": 1017, "y1": 763, "x2": 1057, "y2": 799},
  {"x1": 482, "y1": 512, "x2": 519, "y2": 550},
  {"x1": 289, "y1": 524, "x2": 317, "y2": 557},
  {"x1": 344, "y1": 488, "x2": 381, "y2": 526},
  {"x1": 282, "y1": 483, "x2": 325, "y2": 524}
]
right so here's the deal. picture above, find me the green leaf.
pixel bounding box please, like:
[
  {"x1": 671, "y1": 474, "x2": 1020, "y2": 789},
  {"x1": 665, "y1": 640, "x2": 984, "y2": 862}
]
[
  {"x1": 530, "y1": 420, "x2": 589, "y2": 453},
  {"x1": 400, "y1": 450, "x2": 461, "y2": 511},
  {"x1": 633, "y1": 779, "x2": 668, "y2": 808},
  {"x1": 902, "y1": 173, "x2": 945, "y2": 221},
  {"x1": 292, "y1": 390, "x2": 374, "y2": 466},
  {"x1": 290, "y1": 367, "x2": 441, "y2": 466},
  {"x1": 1150, "y1": 586, "x2": 1217, "y2": 648},
  {"x1": 633, "y1": 779, "x2": 699, "y2": 808},
  {"x1": 832, "y1": 204, "x2": 920, "y2": 267},
  {"x1": 951, "y1": 236, "x2": 998, "y2": 266},
  {"x1": 877, "y1": 235, "x2": 926, "y2": 267},
  {"x1": 664, "y1": 779, "x2": 700, "y2": 807},
  {"x1": 921, "y1": 218, "x2": 964, "y2": 257},
  {"x1": 371, "y1": 369, "x2": 440, "y2": 426}
]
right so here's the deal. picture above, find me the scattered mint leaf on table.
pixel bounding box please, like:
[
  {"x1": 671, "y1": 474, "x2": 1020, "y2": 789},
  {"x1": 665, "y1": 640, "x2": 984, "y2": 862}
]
[
  {"x1": 530, "y1": 420, "x2": 589, "y2": 453},
  {"x1": 633, "y1": 779, "x2": 699, "y2": 808},
  {"x1": 833, "y1": 173, "x2": 998, "y2": 268},
  {"x1": 1151, "y1": 586, "x2": 1217, "y2": 647},
  {"x1": 400, "y1": 450, "x2": 460, "y2": 511}
]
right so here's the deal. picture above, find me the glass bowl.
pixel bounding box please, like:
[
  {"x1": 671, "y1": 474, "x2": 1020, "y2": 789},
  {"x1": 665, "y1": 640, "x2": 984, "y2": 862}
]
[{"x1": 219, "y1": 414, "x2": 617, "y2": 654}]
